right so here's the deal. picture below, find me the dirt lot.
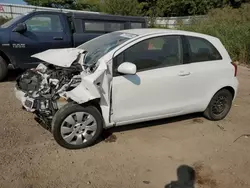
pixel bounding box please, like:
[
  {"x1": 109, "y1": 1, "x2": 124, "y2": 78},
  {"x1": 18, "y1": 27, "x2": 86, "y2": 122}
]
[{"x1": 0, "y1": 66, "x2": 250, "y2": 188}]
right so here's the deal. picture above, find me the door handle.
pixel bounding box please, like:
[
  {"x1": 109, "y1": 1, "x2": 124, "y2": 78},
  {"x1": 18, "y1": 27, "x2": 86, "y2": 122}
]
[
  {"x1": 53, "y1": 37, "x2": 63, "y2": 40},
  {"x1": 178, "y1": 71, "x2": 191, "y2": 76}
]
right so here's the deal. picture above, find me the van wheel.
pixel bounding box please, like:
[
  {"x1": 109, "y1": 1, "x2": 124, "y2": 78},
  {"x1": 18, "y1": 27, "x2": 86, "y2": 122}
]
[
  {"x1": 0, "y1": 57, "x2": 8, "y2": 81},
  {"x1": 52, "y1": 103, "x2": 103, "y2": 149},
  {"x1": 204, "y1": 89, "x2": 233, "y2": 121}
]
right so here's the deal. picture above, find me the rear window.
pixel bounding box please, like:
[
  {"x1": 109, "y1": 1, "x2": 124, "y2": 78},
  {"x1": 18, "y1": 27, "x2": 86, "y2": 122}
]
[
  {"x1": 84, "y1": 21, "x2": 125, "y2": 32},
  {"x1": 186, "y1": 36, "x2": 222, "y2": 63}
]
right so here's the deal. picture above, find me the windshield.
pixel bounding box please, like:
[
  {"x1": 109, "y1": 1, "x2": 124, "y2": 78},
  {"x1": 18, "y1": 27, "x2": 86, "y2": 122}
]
[
  {"x1": 1, "y1": 15, "x2": 25, "y2": 28},
  {"x1": 77, "y1": 32, "x2": 138, "y2": 65}
]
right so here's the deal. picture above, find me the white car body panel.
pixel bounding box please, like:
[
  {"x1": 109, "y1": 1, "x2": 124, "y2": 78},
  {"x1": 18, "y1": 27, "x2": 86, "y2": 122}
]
[
  {"x1": 185, "y1": 61, "x2": 238, "y2": 112},
  {"x1": 112, "y1": 64, "x2": 191, "y2": 124},
  {"x1": 66, "y1": 59, "x2": 113, "y2": 126}
]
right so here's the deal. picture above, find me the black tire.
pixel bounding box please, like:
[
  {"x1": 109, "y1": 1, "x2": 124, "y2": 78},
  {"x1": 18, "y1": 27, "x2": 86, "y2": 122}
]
[
  {"x1": 52, "y1": 102, "x2": 103, "y2": 149},
  {"x1": 0, "y1": 56, "x2": 8, "y2": 81},
  {"x1": 204, "y1": 89, "x2": 233, "y2": 121}
]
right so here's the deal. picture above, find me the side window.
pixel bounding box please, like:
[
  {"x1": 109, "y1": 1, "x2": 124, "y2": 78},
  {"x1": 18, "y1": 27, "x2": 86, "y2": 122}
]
[
  {"x1": 131, "y1": 22, "x2": 143, "y2": 29},
  {"x1": 147, "y1": 37, "x2": 165, "y2": 50},
  {"x1": 115, "y1": 35, "x2": 182, "y2": 73},
  {"x1": 25, "y1": 14, "x2": 63, "y2": 32},
  {"x1": 84, "y1": 21, "x2": 124, "y2": 32},
  {"x1": 106, "y1": 22, "x2": 125, "y2": 31},
  {"x1": 85, "y1": 21, "x2": 105, "y2": 31},
  {"x1": 186, "y1": 36, "x2": 222, "y2": 63}
]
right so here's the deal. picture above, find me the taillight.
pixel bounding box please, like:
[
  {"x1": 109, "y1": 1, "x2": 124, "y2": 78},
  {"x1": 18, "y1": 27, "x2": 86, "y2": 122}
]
[{"x1": 231, "y1": 62, "x2": 238, "y2": 77}]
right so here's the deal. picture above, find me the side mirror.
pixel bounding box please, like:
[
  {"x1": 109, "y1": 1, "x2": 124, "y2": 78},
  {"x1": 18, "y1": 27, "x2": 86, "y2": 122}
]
[
  {"x1": 12, "y1": 23, "x2": 27, "y2": 33},
  {"x1": 117, "y1": 62, "x2": 137, "y2": 75}
]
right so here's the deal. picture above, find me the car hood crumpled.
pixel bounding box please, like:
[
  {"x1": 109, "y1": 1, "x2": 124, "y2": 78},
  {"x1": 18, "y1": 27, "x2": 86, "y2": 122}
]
[{"x1": 31, "y1": 48, "x2": 86, "y2": 68}]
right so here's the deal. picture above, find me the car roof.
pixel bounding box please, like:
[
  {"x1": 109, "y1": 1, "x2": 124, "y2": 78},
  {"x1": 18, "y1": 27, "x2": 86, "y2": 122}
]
[{"x1": 118, "y1": 28, "x2": 218, "y2": 40}]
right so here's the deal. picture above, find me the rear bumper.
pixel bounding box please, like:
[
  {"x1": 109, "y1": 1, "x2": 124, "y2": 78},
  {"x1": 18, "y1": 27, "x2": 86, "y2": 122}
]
[{"x1": 14, "y1": 87, "x2": 36, "y2": 112}]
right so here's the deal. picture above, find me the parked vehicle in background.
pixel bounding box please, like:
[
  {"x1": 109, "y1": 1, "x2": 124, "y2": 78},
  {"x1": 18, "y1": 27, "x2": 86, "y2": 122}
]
[
  {"x1": 15, "y1": 29, "x2": 239, "y2": 149},
  {"x1": 0, "y1": 11, "x2": 147, "y2": 81}
]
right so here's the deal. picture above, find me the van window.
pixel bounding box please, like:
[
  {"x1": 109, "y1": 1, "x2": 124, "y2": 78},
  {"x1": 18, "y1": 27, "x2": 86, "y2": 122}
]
[
  {"x1": 25, "y1": 14, "x2": 63, "y2": 32},
  {"x1": 106, "y1": 22, "x2": 125, "y2": 31},
  {"x1": 131, "y1": 22, "x2": 143, "y2": 29},
  {"x1": 84, "y1": 21, "x2": 124, "y2": 32}
]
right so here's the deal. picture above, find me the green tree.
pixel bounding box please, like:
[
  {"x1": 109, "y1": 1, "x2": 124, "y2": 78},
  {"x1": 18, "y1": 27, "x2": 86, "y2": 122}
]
[
  {"x1": 156, "y1": 0, "x2": 224, "y2": 17},
  {"x1": 139, "y1": 0, "x2": 248, "y2": 17},
  {"x1": 102, "y1": 0, "x2": 141, "y2": 16},
  {"x1": 24, "y1": 0, "x2": 101, "y2": 11},
  {"x1": 25, "y1": 0, "x2": 250, "y2": 16},
  {"x1": 25, "y1": 0, "x2": 73, "y2": 8}
]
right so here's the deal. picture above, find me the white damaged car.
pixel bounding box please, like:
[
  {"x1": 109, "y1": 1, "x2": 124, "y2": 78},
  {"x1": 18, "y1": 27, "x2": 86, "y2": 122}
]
[{"x1": 15, "y1": 29, "x2": 239, "y2": 149}]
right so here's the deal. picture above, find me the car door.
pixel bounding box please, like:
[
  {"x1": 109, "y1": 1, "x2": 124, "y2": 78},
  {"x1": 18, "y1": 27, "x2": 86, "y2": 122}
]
[
  {"x1": 111, "y1": 35, "x2": 194, "y2": 125},
  {"x1": 10, "y1": 13, "x2": 72, "y2": 69}
]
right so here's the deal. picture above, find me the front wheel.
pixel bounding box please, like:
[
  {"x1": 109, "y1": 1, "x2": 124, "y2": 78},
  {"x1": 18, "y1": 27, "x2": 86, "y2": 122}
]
[
  {"x1": 52, "y1": 103, "x2": 103, "y2": 149},
  {"x1": 204, "y1": 89, "x2": 233, "y2": 121}
]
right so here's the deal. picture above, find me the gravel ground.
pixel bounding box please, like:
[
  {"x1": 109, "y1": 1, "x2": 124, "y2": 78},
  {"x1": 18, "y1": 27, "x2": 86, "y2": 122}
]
[{"x1": 0, "y1": 66, "x2": 250, "y2": 188}]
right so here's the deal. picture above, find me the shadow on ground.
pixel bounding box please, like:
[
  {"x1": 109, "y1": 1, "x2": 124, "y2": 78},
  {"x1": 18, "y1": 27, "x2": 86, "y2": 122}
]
[
  {"x1": 108, "y1": 113, "x2": 201, "y2": 133},
  {"x1": 3, "y1": 69, "x2": 24, "y2": 82},
  {"x1": 33, "y1": 111, "x2": 202, "y2": 144},
  {"x1": 165, "y1": 165, "x2": 196, "y2": 188},
  {"x1": 101, "y1": 113, "x2": 202, "y2": 142}
]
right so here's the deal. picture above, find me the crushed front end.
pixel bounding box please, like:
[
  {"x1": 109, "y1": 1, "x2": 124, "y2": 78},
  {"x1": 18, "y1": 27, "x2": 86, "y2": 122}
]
[
  {"x1": 15, "y1": 47, "x2": 112, "y2": 130},
  {"x1": 15, "y1": 62, "x2": 83, "y2": 128}
]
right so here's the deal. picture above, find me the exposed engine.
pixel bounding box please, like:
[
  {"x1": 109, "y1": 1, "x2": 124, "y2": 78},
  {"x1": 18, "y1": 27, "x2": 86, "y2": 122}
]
[{"x1": 16, "y1": 62, "x2": 85, "y2": 125}]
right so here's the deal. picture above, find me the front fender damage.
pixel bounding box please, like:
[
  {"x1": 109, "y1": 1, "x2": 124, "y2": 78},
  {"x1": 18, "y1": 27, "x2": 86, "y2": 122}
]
[{"x1": 64, "y1": 60, "x2": 113, "y2": 127}]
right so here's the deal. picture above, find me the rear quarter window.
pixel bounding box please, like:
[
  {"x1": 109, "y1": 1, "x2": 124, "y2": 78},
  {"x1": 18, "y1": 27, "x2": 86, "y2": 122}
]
[{"x1": 185, "y1": 36, "x2": 222, "y2": 63}]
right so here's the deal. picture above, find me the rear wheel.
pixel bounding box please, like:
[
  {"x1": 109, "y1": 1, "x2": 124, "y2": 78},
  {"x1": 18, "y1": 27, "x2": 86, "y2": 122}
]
[
  {"x1": 0, "y1": 57, "x2": 8, "y2": 81},
  {"x1": 204, "y1": 89, "x2": 233, "y2": 121},
  {"x1": 52, "y1": 103, "x2": 103, "y2": 149}
]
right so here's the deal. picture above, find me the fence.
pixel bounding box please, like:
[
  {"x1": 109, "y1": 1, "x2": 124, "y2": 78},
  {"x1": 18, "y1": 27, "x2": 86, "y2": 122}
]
[
  {"x1": 153, "y1": 15, "x2": 207, "y2": 28},
  {"x1": 0, "y1": 3, "x2": 206, "y2": 28}
]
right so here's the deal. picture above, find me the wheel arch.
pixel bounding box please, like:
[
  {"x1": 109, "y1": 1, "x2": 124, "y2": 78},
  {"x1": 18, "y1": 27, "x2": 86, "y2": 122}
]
[
  {"x1": 220, "y1": 86, "x2": 235, "y2": 99},
  {"x1": 203, "y1": 86, "x2": 235, "y2": 120},
  {"x1": 204, "y1": 85, "x2": 236, "y2": 111},
  {"x1": 80, "y1": 99, "x2": 102, "y2": 115},
  {"x1": 0, "y1": 50, "x2": 11, "y2": 65}
]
